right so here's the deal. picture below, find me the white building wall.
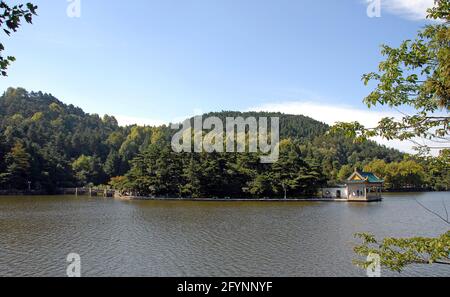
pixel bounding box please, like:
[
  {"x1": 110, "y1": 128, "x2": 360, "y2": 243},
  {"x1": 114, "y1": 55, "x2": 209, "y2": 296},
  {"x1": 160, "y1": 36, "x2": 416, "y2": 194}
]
[
  {"x1": 347, "y1": 184, "x2": 367, "y2": 200},
  {"x1": 322, "y1": 187, "x2": 347, "y2": 199}
]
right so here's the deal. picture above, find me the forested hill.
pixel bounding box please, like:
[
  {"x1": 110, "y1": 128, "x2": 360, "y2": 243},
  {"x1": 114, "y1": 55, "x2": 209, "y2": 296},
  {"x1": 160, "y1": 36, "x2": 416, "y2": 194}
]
[
  {"x1": 201, "y1": 111, "x2": 329, "y2": 141},
  {"x1": 3, "y1": 87, "x2": 443, "y2": 196}
]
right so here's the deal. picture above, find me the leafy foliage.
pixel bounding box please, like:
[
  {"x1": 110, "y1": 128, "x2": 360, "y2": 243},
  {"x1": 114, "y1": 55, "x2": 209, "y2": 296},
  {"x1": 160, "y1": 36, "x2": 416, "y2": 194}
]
[
  {"x1": 0, "y1": 1, "x2": 37, "y2": 76},
  {"x1": 0, "y1": 88, "x2": 136, "y2": 191},
  {"x1": 363, "y1": 155, "x2": 450, "y2": 191},
  {"x1": 0, "y1": 141, "x2": 30, "y2": 189},
  {"x1": 331, "y1": 0, "x2": 449, "y2": 154},
  {"x1": 354, "y1": 231, "x2": 450, "y2": 272},
  {"x1": 333, "y1": 0, "x2": 450, "y2": 273},
  {"x1": 0, "y1": 87, "x2": 413, "y2": 195},
  {"x1": 121, "y1": 138, "x2": 328, "y2": 199}
]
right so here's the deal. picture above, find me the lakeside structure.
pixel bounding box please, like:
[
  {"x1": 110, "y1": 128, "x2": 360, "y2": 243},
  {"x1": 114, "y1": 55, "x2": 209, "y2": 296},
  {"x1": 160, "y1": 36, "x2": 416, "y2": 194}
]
[
  {"x1": 322, "y1": 170, "x2": 384, "y2": 202},
  {"x1": 118, "y1": 169, "x2": 384, "y2": 202},
  {"x1": 116, "y1": 169, "x2": 385, "y2": 202}
]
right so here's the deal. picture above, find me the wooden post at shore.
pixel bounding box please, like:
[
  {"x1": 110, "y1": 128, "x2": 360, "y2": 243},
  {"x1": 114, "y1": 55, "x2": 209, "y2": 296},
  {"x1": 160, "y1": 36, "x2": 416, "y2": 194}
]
[
  {"x1": 89, "y1": 188, "x2": 92, "y2": 197},
  {"x1": 75, "y1": 188, "x2": 78, "y2": 196}
]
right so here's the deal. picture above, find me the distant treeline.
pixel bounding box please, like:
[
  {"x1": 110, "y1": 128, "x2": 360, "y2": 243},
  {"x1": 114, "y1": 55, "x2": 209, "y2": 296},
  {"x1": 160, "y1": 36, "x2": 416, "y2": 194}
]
[{"x1": 0, "y1": 88, "x2": 448, "y2": 197}]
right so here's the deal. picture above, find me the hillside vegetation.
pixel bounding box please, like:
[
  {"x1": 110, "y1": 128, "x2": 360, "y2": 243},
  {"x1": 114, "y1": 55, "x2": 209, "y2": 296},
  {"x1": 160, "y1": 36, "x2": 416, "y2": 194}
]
[{"x1": 0, "y1": 88, "x2": 447, "y2": 196}]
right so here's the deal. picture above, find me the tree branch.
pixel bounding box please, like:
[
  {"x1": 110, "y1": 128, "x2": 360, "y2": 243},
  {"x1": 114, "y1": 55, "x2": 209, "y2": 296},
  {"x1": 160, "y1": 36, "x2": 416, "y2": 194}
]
[{"x1": 415, "y1": 198, "x2": 450, "y2": 225}]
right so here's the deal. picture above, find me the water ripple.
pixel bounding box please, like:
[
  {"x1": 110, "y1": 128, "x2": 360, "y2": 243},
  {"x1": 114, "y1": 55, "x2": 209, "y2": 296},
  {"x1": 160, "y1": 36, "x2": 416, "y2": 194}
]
[{"x1": 0, "y1": 194, "x2": 449, "y2": 277}]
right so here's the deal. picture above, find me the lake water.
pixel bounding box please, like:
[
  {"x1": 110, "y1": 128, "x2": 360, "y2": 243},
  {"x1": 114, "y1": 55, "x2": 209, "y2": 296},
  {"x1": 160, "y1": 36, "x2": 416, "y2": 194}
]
[{"x1": 0, "y1": 192, "x2": 449, "y2": 277}]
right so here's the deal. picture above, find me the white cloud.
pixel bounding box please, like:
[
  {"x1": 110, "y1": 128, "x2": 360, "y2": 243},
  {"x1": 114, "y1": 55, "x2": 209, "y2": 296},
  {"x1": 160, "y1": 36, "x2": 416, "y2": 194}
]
[
  {"x1": 116, "y1": 101, "x2": 445, "y2": 156},
  {"x1": 379, "y1": 0, "x2": 436, "y2": 20},
  {"x1": 250, "y1": 101, "x2": 395, "y2": 128}
]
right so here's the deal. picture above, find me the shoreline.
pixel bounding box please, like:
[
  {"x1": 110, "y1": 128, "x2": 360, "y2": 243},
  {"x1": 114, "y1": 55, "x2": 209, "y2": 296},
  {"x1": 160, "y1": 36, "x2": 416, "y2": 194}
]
[
  {"x1": 2, "y1": 191, "x2": 448, "y2": 202},
  {"x1": 116, "y1": 196, "x2": 382, "y2": 203},
  {"x1": 0, "y1": 188, "x2": 443, "y2": 197}
]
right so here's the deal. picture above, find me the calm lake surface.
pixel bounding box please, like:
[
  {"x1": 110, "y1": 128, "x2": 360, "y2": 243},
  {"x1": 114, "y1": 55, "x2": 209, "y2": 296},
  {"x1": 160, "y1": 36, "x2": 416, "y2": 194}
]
[{"x1": 0, "y1": 192, "x2": 449, "y2": 277}]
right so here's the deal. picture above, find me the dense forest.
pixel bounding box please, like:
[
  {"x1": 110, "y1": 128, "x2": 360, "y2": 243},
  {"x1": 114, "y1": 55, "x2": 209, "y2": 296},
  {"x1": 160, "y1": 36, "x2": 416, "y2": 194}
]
[{"x1": 0, "y1": 87, "x2": 448, "y2": 197}]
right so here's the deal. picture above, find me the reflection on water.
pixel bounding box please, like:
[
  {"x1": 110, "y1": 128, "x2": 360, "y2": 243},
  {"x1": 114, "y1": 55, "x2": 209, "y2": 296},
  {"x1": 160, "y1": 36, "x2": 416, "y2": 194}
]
[{"x1": 0, "y1": 192, "x2": 449, "y2": 277}]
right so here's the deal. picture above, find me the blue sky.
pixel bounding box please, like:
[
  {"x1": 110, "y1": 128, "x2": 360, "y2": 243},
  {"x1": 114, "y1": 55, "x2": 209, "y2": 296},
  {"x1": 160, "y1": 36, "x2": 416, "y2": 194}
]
[{"x1": 0, "y1": 0, "x2": 438, "y2": 151}]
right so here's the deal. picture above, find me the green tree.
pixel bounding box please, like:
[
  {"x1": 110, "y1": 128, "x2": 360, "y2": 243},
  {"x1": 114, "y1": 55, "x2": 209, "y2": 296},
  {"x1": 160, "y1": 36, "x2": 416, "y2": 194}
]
[
  {"x1": 106, "y1": 131, "x2": 126, "y2": 151},
  {"x1": 331, "y1": 0, "x2": 449, "y2": 154},
  {"x1": 332, "y1": 0, "x2": 450, "y2": 272},
  {"x1": 0, "y1": 88, "x2": 408, "y2": 193},
  {"x1": 150, "y1": 145, "x2": 184, "y2": 197},
  {"x1": 0, "y1": 2, "x2": 37, "y2": 76},
  {"x1": 245, "y1": 140, "x2": 326, "y2": 198},
  {"x1": 423, "y1": 149, "x2": 450, "y2": 190},
  {"x1": 364, "y1": 158, "x2": 426, "y2": 190},
  {"x1": 235, "y1": 152, "x2": 262, "y2": 197},
  {"x1": 272, "y1": 140, "x2": 304, "y2": 199},
  {"x1": 0, "y1": 133, "x2": 7, "y2": 173},
  {"x1": 397, "y1": 159, "x2": 426, "y2": 189},
  {"x1": 126, "y1": 144, "x2": 184, "y2": 197},
  {"x1": 72, "y1": 155, "x2": 103, "y2": 187},
  {"x1": 363, "y1": 159, "x2": 387, "y2": 179},
  {"x1": 103, "y1": 150, "x2": 123, "y2": 177},
  {"x1": 108, "y1": 176, "x2": 130, "y2": 194},
  {"x1": 245, "y1": 172, "x2": 274, "y2": 197},
  {"x1": 0, "y1": 142, "x2": 30, "y2": 189},
  {"x1": 181, "y1": 154, "x2": 203, "y2": 198},
  {"x1": 119, "y1": 126, "x2": 152, "y2": 158},
  {"x1": 337, "y1": 165, "x2": 354, "y2": 182},
  {"x1": 27, "y1": 143, "x2": 75, "y2": 192},
  {"x1": 354, "y1": 232, "x2": 450, "y2": 273}
]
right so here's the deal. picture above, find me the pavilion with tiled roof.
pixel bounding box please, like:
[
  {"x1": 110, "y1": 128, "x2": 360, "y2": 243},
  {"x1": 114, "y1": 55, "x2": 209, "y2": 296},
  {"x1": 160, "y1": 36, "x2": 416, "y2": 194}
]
[{"x1": 346, "y1": 169, "x2": 384, "y2": 201}]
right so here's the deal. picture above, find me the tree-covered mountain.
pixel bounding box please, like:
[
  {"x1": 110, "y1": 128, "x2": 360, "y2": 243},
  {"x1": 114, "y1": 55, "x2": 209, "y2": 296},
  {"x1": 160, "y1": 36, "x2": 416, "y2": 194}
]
[
  {"x1": 0, "y1": 87, "x2": 156, "y2": 191},
  {"x1": 0, "y1": 87, "x2": 446, "y2": 196}
]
